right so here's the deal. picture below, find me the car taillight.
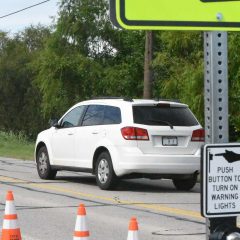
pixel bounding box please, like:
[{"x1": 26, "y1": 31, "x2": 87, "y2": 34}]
[
  {"x1": 191, "y1": 129, "x2": 205, "y2": 142},
  {"x1": 121, "y1": 127, "x2": 149, "y2": 140}
]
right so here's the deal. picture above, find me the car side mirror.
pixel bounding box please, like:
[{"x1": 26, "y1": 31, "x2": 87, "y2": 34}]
[{"x1": 49, "y1": 118, "x2": 60, "y2": 128}]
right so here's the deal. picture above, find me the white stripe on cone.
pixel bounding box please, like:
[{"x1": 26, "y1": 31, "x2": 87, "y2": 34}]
[
  {"x1": 74, "y1": 216, "x2": 88, "y2": 231},
  {"x1": 4, "y1": 201, "x2": 16, "y2": 214},
  {"x1": 127, "y1": 231, "x2": 139, "y2": 240},
  {"x1": 3, "y1": 219, "x2": 19, "y2": 229}
]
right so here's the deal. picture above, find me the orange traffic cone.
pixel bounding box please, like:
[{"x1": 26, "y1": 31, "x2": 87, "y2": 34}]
[
  {"x1": 127, "y1": 217, "x2": 139, "y2": 240},
  {"x1": 73, "y1": 204, "x2": 90, "y2": 240},
  {"x1": 1, "y1": 191, "x2": 22, "y2": 240}
]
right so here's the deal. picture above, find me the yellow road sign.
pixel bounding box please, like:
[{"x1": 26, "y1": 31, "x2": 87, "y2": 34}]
[{"x1": 110, "y1": 0, "x2": 240, "y2": 31}]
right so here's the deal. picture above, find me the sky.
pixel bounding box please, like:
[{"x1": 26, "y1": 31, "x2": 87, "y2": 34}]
[{"x1": 0, "y1": 0, "x2": 59, "y2": 34}]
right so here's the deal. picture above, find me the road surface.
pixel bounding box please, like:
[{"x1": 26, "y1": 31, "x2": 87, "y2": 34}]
[{"x1": 0, "y1": 157, "x2": 207, "y2": 240}]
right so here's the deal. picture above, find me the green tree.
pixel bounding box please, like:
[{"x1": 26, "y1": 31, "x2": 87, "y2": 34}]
[
  {"x1": 153, "y1": 31, "x2": 240, "y2": 140},
  {"x1": 1, "y1": 0, "x2": 239, "y2": 142},
  {"x1": 0, "y1": 26, "x2": 51, "y2": 138},
  {"x1": 228, "y1": 32, "x2": 240, "y2": 139},
  {"x1": 34, "y1": 0, "x2": 145, "y2": 120},
  {"x1": 152, "y1": 31, "x2": 204, "y2": 122}
]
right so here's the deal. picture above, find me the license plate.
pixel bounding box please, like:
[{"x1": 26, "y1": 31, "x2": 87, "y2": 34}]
[{"x1": 162, "y1": 137, "x2": 178, "y2": 146}]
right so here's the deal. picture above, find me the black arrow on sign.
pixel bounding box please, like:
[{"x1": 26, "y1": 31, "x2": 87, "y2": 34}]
[
  {"x1": 208, "y1": 150, "x2": 240, "y2": 173},
  {"x1": 215, "y1": 150, "x2": 240, "y2": 163}
]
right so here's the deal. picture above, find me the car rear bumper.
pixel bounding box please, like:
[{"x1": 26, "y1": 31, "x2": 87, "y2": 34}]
[{"x1": 112, "y1": 147, "x2": 201, "y2": 177}]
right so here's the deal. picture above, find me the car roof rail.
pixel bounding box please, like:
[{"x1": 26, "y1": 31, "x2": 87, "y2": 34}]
[
  {"x1": 91, "y1": 96, "x2": 134, "y2": 102},
  {"x1": 155, "y1": 98, "x2": 181, "y2": 103}
]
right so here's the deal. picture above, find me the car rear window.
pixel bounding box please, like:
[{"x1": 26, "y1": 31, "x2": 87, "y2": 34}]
[{"x1": 133, "y1": 105, "x2": 199, "y2": 126}]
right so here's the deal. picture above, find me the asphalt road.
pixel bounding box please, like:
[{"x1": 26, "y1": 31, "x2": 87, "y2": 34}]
[{"x1": 0, "y1": 157, "x2": 207, "y2": 240}]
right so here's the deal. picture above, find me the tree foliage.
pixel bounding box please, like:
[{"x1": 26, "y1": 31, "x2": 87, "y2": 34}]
[
  {"x1": 0, "y1": 26, "x2": 50, "y2": 137},
  {"x1": 153, "y1": 32, "x2": 204, "y2": 123},
  {"x1": 34, "y1": 0, "x2": 145, "y2": 120},
  {"x1": 0, "y1": 1, "x2": 240, "y2": 140}
]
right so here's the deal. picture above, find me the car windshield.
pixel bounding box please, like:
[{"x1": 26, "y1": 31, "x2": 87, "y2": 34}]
[{"x1": 133, "y1": 105, "x2": 199, "y2": 126}]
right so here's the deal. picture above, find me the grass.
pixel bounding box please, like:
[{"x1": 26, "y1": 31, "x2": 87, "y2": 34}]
[{"x1": 0, "y1": 131, "x2": 35, "y2": 160}]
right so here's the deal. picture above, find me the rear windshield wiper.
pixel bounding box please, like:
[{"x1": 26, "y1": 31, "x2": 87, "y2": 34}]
[{"x1": 147, "y1": 119, "x2": 174, "y2": 129}]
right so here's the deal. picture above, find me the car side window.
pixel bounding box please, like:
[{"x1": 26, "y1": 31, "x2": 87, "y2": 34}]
[
  {"x1": 61, "y1": 106, "x2": 85, "y2": 128},
  {"x1": 82, "y1": 105, "x2": 105, "y2": 126},
  {"x1": 103, "y1": 106, "x2": 121, "y2": 124}
]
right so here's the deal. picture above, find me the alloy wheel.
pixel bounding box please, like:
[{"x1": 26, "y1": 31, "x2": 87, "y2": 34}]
[
  {"x1": 98, "y1": 158, "x2": 109, "y2": 184},
  {"x1": 38, "y1": 152, "x2": 48, "y2": 175}
]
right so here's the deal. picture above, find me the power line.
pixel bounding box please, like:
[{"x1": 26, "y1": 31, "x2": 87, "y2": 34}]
[{"x1": 0, "y1": 0, "x2": 51, "y2": 19}]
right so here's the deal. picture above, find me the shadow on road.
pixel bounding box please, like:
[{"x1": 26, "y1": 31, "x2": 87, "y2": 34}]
[{"x1": 55, "y1": 174, "x2": 200, "y2": 194}]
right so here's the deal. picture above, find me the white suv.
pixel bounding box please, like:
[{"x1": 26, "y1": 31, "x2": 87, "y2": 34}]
[{"x1": 35, "y1": 98, "x2": 204, "y2": 190}]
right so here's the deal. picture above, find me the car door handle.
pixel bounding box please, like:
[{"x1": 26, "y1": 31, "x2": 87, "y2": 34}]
[
  {"x1": 92, "y1": 132, "x2": 99, "y2": 135},
  {"x1": 92, "y1": 130, "x2": 106, "y2": 136},
  {"x1": 68, "y1": 133, "x2": 74, "y2": 136}
]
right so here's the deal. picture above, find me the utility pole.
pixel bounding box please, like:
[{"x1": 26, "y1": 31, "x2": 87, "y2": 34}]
[{"x1": 143, "y1": 31, "x2": 153, "y2": 99}]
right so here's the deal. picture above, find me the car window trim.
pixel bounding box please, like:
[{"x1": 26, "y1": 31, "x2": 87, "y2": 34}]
[{"x1": 78, "y1": 105, "x2": 89, "y2": 126}]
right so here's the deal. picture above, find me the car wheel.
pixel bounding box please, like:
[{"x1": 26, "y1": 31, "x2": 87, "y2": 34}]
[
  {"x1": 36, "y1": 146, "x2": 57, "y2": 180},
  {"x1": 172, "y1": 174, "x2": 197, "y2": 191},
  {"x1": 95, "y1": 151, "x2": 118, "y2": 190}
]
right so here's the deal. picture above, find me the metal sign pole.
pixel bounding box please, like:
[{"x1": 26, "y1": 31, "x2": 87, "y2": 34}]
[
  {"x1": 204, "y1": 31, "x2": 228, "y2": 144},
  {"x1": 204, "y1": 31, "x2": 237, "y2": 239}
]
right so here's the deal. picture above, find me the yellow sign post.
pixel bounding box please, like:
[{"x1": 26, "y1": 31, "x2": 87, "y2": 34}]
[{"x1": 110, "y1": 0, "x2": 240, "y2": 31}]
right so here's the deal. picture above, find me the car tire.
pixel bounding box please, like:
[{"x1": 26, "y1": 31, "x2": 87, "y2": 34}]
[
  {"x1": 172, "y1": 174, "x2": 197, "y2": 191},
  {"x1": 95, "y1": 151, "x2": 118, "y2": 190},
  {"x1": 36, "y1": 146, "x2": 57, "y2": 180}
]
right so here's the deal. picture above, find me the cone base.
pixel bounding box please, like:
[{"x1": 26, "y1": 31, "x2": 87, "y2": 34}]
[{"x1": 2, "y1": 228, "x2": 22, "y2": 240}]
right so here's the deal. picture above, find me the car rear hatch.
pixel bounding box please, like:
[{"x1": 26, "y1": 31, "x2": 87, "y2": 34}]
[{"x1": 132, "y1": 102, "x2": 204, "y2": 155}]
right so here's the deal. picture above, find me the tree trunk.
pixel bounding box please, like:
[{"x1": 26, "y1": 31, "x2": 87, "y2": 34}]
[{"x1": 143, "y1": 31, "x2": 153, "y2": 99}]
